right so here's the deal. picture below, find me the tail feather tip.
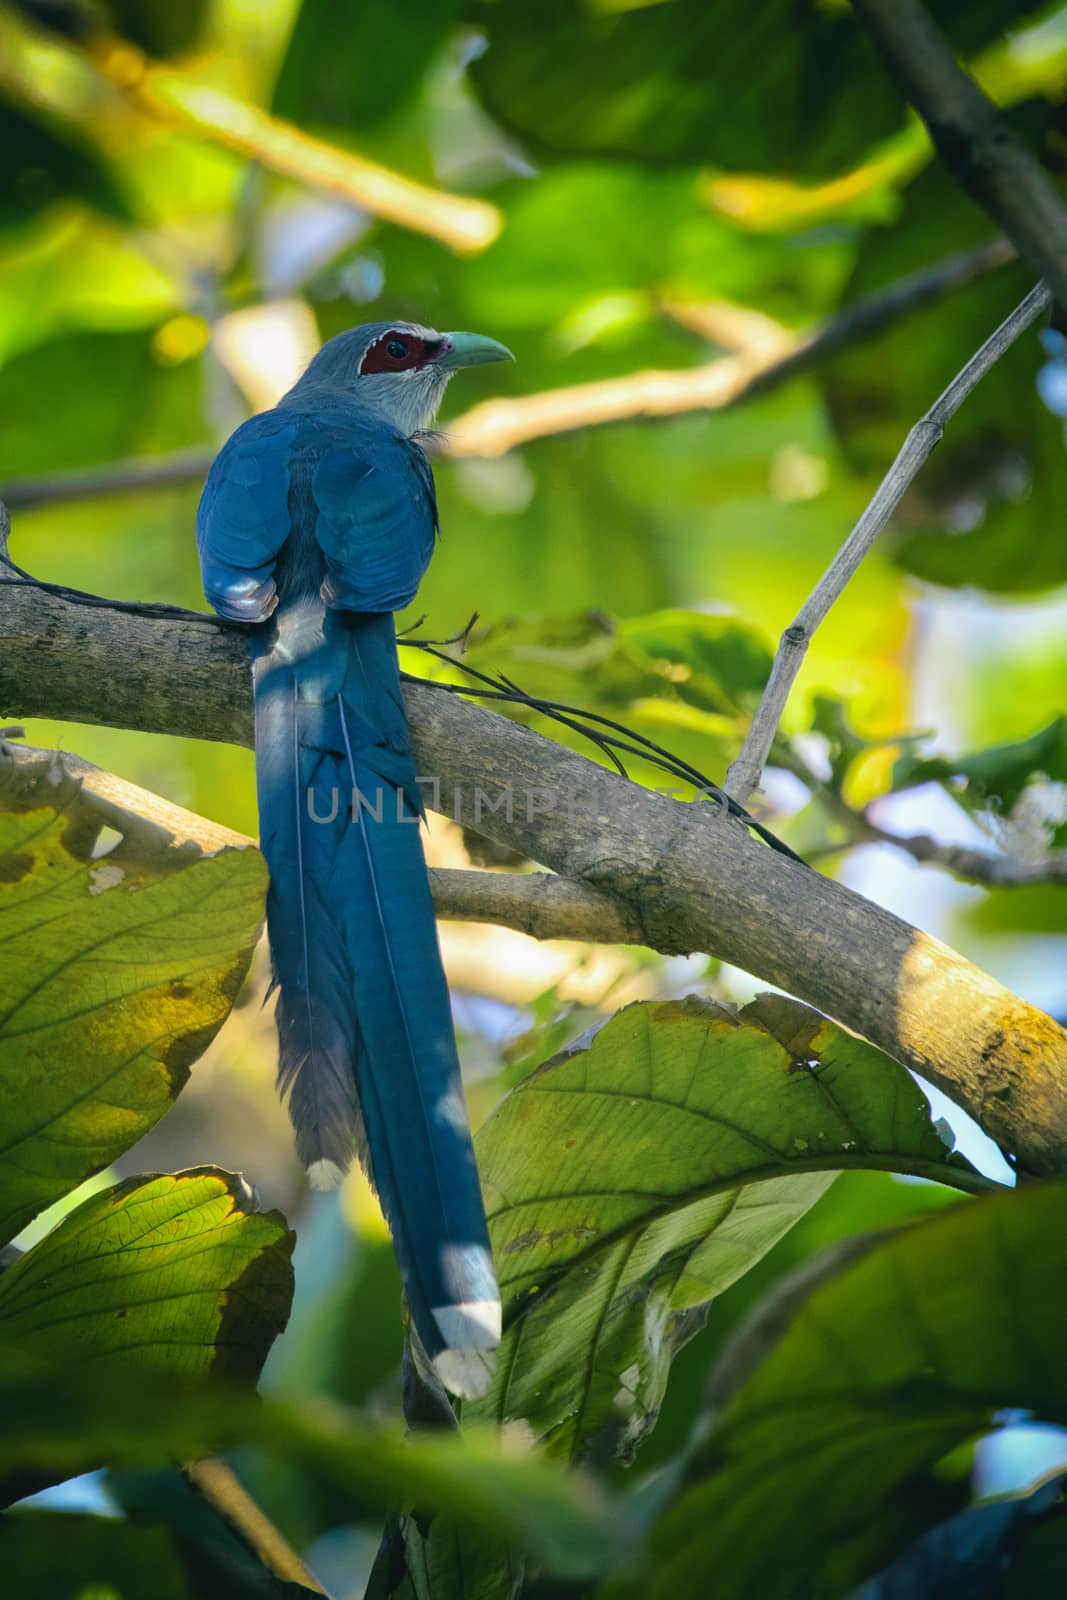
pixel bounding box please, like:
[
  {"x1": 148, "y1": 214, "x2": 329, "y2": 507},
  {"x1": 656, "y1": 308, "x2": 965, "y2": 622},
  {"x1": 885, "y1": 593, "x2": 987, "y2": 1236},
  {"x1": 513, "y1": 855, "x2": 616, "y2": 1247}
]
[
  {"x1": 307, "y1": 1158, "x2": 346, "y2": 1192},
  {"x1": 433, "y1": 1343, "x2": 497, "y2": 1401},
  {"x1": 433, "y1": 1298, "x2": 502, "y2": 1351},
  {"x1": 431, "y1": 1298, "x2": 502, "y2": 1400}
]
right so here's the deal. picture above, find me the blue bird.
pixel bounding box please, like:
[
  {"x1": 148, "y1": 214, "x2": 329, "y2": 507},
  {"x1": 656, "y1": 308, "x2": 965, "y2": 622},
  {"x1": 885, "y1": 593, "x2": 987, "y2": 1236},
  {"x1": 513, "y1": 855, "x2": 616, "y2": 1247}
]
[{"x1": 197, "y1": 321, "x2": 513, "y2": 1396}]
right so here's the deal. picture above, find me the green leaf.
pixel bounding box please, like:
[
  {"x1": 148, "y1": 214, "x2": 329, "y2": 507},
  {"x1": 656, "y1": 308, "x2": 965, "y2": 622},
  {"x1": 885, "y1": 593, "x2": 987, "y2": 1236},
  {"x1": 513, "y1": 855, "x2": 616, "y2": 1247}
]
[
  {"x1": 465, "y1": 996, "x2": 990, "y2": 1464},
  {"x1": 367, "y1": 1512, "x2": 522, "y2": 1600},
  {"x1": 855, "y1": 1469, "x2": 1067, "y2": 1598},
  {"x1": 0, "y1": 748, "x2": 266, "y2": 1243},
  {"x1": 0, "y1": 98, "x2": 130, "y2": 231},
  {"x1": 0, "y1": 1506, "x2": 323, "y2": 1596},
  {"x1": 893, "y1": 717, "x2": 1067, "y2": 815},
  {"x1": 635, "y1": 1179, "x2": 1067, "y2": 1600},
  {"x1": 0, "y1": 328, "x2": 209, "y2": 479},
  {"x1": 273, "y1": 0, "x2": 460, "y2": 131},
  {"x1": 820, "y1": 120, "x2": 1067, "y2": 594},
  {"x1": 0, "y1": 1169, "x2": 294, "y2": 1381},
  {"x1": 0, "y1": 1340, "x2": 611, "y2": 1572},
  {"x1": 423, "y1": 608, "x2": 772, "y2": 791},
  {"x1": 0, "y1": 1512, "x2": 200, "y2": 1600},
  {"x1": 465, "y1": 1, "x2": 1045, "y2": 177},
  {"x1": 103, "y1": 0, "x2": 211, "y2": 57}
]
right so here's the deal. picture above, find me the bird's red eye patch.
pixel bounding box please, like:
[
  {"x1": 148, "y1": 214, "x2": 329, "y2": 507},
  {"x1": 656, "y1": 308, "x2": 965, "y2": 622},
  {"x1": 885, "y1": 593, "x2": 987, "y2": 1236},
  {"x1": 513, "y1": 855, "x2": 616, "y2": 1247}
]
[{"x1": 359, "y1": 330, "x2": 440, "y2": 375}]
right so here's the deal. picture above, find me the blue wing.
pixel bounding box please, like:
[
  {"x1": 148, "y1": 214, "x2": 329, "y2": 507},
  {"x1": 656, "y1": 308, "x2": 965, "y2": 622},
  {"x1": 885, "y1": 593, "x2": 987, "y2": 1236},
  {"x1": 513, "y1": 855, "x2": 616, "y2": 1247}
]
[
  {"x1": 311, "y1": 413, "x2": 438, "y2": 612},
  {"x1": 196, "y1": 410, "x2": 296, "y2": 621},
  {"x1": 196, "y1": 402, "x2": 438, "y2": 619}
]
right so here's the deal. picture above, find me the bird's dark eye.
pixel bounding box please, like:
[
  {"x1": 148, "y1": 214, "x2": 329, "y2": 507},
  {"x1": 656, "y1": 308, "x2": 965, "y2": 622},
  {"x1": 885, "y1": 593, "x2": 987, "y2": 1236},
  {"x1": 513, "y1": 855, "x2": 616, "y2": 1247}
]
[{"x1": 387, "y1": 339, "x2": 408, "y2": 360}]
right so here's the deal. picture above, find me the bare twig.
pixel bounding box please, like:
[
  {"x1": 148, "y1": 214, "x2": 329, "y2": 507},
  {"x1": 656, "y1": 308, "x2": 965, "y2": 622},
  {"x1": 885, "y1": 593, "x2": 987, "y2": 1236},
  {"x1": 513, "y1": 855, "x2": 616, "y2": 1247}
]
[
  {"x1": 0, "y1": 446, "x2": 215, "y2": 512},
  {"x1": 724, "y1": 279, "x2": 1052, "y2": 803},
  {"x1": 859, "y1": 823, "x2": 1067, "y2": 887},
  {"x1": 4, "y1": 579, "x2": 1067, "y2": 1173},
  {"x1": 0, "y1": 240, "x2": 1013, "y2": 511},
  {"x1": 813, "y1": 775, "x2": 1067, "y2": 887},
  {"x1": 851, "y1": 0, "x2": 1067, "y2": 313},
  {"x1": 442, "y1": 239, "x2": 1015, "y2": 457},
  {"x1": 182, "y1": 1458, "x2": 328, "y2": 1594}
]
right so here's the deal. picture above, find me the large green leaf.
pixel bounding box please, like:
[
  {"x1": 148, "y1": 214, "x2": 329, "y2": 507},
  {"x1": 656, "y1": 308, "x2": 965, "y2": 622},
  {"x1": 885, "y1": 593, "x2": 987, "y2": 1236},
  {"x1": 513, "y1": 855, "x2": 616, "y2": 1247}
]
[
  {"x1": 0, "y1": 748, "x2": 266, "y2": 1243},
  {"x1": 367, "y1": 1512, "x2": 521, "y2": 1600},
  {"x1": 854, "y1": 1469, "x2": 1067, "y2": 1599},
  {"x1": 0, "y1": 1169, "x2": 293, "y2": 1382},
  {"x1": 465, "y1": 996, "x2": 991, "y2": 1464},
  {"x1": 0, "y1": 1167, "x2": 607, "y2": 1575},
  {"x1": 466, "y1": 0, "x2": 1045, "y2": 177},
  {"x1": 633, "y1": 1179, "x2": 1067, "y2": 1600}
]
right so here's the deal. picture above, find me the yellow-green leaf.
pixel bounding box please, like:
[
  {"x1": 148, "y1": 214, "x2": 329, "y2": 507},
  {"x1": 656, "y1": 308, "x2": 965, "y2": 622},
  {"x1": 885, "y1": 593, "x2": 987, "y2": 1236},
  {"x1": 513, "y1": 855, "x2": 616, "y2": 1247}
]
[
  {"x1": 0, "y1": 749, "x2": 266, "y2": 1242},
  {"x1": 467, "y1": 996, "x2": 994, "y2": 1463},
  {"x1": 0, "y1": 1168, "x2": 294, "y2": 1382}
]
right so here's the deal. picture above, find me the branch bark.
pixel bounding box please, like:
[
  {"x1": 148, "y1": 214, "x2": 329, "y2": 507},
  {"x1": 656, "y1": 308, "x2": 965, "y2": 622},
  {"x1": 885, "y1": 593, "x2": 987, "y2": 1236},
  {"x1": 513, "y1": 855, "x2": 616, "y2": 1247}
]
[
  {"x1": 0, "y1": 737, "x2": 648, "y2": 947},
  {"x1": 3, "y1": 575, "x2": 1067, "y2": 1175},
  {"x1": 851, "y1": 0, "x2": 1067, "y2": 312},
  {"x1": 724, "y1": 278, "x2": 1051, "y2": 803},
  {"x1": 0, "y1": 240, "x2": 1013, "y2": 510}
]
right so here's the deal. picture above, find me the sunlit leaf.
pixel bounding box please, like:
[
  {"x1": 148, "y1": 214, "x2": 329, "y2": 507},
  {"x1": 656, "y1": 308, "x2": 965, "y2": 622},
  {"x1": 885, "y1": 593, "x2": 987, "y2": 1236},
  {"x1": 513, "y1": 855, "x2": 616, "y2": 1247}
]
[
  {"x1": 421, "y1": 607, "x2": 773, "y2": 790},
  {"x1": 0, "y1": 749, "x2": 266, "y2": 1243},
  {"x1": 465, "y1": 996, "x2": 991, "y2": 1464},
  {"x1": 0, "y1": 1168, "x2": 293, "y2": 1379}
]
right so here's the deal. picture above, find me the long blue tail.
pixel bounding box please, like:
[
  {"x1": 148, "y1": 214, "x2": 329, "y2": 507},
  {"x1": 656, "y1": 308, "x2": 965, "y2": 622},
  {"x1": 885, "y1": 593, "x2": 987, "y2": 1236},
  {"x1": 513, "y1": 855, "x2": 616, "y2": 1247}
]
[{"x1": 253, "y1": 600, "x2": 499, "y2": 1396}]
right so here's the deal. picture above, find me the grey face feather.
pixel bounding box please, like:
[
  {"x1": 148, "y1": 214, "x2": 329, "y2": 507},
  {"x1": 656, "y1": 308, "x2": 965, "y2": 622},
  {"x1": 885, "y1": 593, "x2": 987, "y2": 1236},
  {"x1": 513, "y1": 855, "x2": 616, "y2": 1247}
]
[{"x1": 285, "y1": 320, "x2": 454, "y2": 436}]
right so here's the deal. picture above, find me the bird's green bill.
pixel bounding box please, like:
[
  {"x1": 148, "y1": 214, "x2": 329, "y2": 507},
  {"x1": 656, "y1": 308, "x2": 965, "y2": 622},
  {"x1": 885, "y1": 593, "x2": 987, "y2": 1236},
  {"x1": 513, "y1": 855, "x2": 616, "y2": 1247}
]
[{"x1": 437, "y1": 331, "x2": 514, "y2": 369}]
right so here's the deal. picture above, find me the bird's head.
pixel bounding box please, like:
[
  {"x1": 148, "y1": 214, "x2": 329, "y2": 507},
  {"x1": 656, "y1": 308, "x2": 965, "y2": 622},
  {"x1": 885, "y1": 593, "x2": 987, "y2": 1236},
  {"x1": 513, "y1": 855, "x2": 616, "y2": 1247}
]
[{"x1": 287, "y1": 320, "x2": 513, "y2": 435}]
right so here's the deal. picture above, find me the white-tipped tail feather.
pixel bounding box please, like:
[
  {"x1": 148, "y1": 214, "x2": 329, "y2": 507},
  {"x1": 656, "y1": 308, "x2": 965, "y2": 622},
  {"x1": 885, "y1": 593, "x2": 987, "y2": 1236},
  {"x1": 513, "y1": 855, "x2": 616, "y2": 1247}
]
[
  {"x1": 431, "y1": 1298, "x2": 502, "y2": 1399},
  {"x1": 307, "y1": 1158, "x2": 346, "y2": 1192}
]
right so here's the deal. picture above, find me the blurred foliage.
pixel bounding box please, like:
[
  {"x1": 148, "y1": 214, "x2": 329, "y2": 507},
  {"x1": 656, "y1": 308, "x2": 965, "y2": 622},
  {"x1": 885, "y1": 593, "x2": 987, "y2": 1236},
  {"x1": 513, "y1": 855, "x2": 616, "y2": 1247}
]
[
  {"x1": 854, "y1": 1468, "x2": 1067, "y2": 1599},
  {"x1": 627, "y1": 1179, "x2": 1067, "y2": 1600},
  {"x1": 2, "y1": 0, "x2": 1067, "y2": 1594},
  {"x1": 465, "y1": 0, "x2": 1051, "y2": 177}
]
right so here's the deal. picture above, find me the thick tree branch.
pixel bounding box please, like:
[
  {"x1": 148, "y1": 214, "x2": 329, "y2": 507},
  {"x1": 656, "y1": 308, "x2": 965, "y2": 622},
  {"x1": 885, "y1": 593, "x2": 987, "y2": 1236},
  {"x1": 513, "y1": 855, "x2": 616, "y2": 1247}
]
[
  {"x1": 0, "y1": 738, "x2": 646, "y2": 947},
  {"x1": 4, "y1": 576, "x2": 1067, "y2": 1174},
  {"x1": 725, "y1": 279, "x2": 1051, "y2": 803},
  {"x1": 851, "y1": 0, "x2": 1067, "y2": 312},
  {"x1": 0, "y1": 240, "x2": 1013, "y2": 511}
]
